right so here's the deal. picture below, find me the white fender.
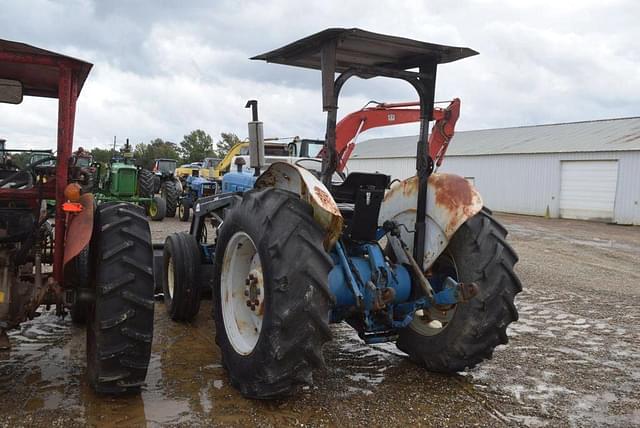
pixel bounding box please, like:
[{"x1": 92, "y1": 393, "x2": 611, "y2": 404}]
[
  {"x1": 380, "y1": 173, "x2": 483, "y2": 270},
  {"x1": 255, "y1": 162, "x2": 343, "y2": 249}
]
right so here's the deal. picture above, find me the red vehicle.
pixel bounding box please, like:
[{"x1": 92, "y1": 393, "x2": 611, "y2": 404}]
[
  {"x1": 332, "y1": 99, "x2": 461, "y2": 172},
  {"x1": 0, "y1": 39, "x2": 154, "y2": 395}
]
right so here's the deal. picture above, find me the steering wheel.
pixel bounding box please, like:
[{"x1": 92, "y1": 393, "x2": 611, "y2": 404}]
[
  {"x1": 0, "y1": 155, "x2": 56, "y2": 188},
  {"x1": 293, "y1": 158, "x2": 346, "y2": 182}
]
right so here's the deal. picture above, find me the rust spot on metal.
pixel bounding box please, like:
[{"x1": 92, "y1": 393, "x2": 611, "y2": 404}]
[
  {"x1": 432, "y1": 174, "x2": 474, "y2": 209},
  {"x1": 256, "y1": 169, "x2": 277, "y2": 188},
  {"x1": 323, "y1": 214, "x2": 344, "y2": 250},
  {"x1": 402, "y1": 176, "x2": 419, "y2": 197},
  {"x1": 313, "y1": 186, "x2": 340, "y2": 216},
  {"x1": 431, "y1": 174, "x2": 480, "y2": 235},
  {"x1": 384, "y1": 176, "x2": 418, "y2": 202}
]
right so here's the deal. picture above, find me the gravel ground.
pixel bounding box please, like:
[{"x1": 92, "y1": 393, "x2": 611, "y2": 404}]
[{"x1": 0, "y1": 214, "x2": 638, "y2": 427}]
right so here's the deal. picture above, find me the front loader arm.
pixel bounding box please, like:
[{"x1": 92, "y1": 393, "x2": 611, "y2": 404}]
[
  {"x1": 333, "y1": 99, "x2": 462, "y2": 172},
  {"x1": 335, "y1": 102, "x2": 423, "y2": 172},
  {"x1": 428, "y1": 98, "x2": 460, "y2": 167}
]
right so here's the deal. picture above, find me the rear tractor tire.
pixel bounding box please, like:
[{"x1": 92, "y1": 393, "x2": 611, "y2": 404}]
[
  {"x1": 161, "y1": 180, "x2": 180, "y2": 218},
  {"x1": 163, "y1": 232, "x2": 202, "y2": 321},
  {"x1": 137, "y1": 169, "x2": 155, "y2": 198},
  {"x1": 70, "y1": 247, "x2": 91, "y2": 324},
  {"x1": 213, "y1": 188, "x2": 334, "y2": 399},
  {"x1": 153, "y1": 175, "x2": 161, "y2": 194},
  {"x1": 396, "y1": 207, "x2": 522, "y2": 372},
  {"x1": 148, "y1": 195, "x2": 166, "y2": 221},
  {"x1": 86, "y1": 202, "x2": 155, "y2": 395}
]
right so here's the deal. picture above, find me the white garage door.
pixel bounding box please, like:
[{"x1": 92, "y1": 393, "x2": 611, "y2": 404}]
[{"x1": 560, "y1": 160, "x2": 618, "y2": 221}]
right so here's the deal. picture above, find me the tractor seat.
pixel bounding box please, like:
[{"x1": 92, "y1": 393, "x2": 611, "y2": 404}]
[{"x1": 331, "y1": 172, "x2": 390, "y2": 242}]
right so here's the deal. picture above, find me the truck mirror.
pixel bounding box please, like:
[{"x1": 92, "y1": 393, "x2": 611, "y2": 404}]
[{"x1": 0, "y1": 79, "x2": 23, "y2": 104}]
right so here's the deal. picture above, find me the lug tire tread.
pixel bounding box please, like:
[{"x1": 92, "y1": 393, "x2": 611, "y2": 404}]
[
  {"x1": 87, "y1": 202, "x2": 154, "y2": 395},
  {"x1": 213, "y1": 188, "x2": 332, "y2": 399},
  {"x1": 396, "y1": 208, "x2": 521, "y2": 373}
]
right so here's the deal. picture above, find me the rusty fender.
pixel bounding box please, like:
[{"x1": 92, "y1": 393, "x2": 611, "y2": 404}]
[
  {"x1": 379, "y1": 173, "x2": 483, "y2": 270},
  {"x1": 63, "y1": 193, "x2": 95, "y2": 267},
  {"x1": 255, "y1": 162, "x2": 343, "y2": 249}
]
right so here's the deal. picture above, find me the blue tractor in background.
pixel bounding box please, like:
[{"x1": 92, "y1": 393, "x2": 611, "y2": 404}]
[
  {"x1": 160, "y1": 28, "x2": 521, "y2": 399},
  {"x1": 177, "y1": 174, "x2": 218, "y2": 222}
]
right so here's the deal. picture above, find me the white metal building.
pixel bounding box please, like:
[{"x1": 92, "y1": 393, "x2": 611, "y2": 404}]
[{"x1": 347, "y1": 117, "x2": 640, "y2": 225}]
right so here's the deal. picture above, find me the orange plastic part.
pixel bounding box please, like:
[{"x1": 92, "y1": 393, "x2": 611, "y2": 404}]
[{"x1": 62, "y1": 202, "x2": 83, "y2": 213}]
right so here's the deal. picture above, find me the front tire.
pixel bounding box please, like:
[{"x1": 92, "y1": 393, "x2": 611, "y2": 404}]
[
  {"x1": 178, "y1": 200, "x2": 191, "y2": 222},
  {"x1": 396, "y1": 208, "x2": 521, "y2": 372},
  {"x1": 163, "y1": 233, "x2": 202, "y2": 321},
  {"x1": 86, "y1": 202, "x2": 154, "y2": 395},
  {"x1": 213, "y1": 188, "x2": 333, "y2": 399},
  {"x1": 148, "y1": 195, "x2": 166, "y2": 221}
]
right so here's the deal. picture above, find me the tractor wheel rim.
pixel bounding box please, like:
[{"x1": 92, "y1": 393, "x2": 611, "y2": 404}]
[
  {"x1": 221, "y1": 231, "x2": 264, "y2": 355},
  {"x1": 409, "y1": 251, "x2": 458, "y2": 337},
  {"x1": 179, "y1": 204, "x2": 184, "y2": 218},
  {"x1": 149, "y1": 203, "x2": 157, "y2": 216},
  {"x1": 167, "y1": 256, "x2": 175, "y2": 299}
]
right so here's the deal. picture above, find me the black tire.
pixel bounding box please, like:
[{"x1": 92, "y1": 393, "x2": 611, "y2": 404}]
[
  {"x1": 153, "y1": 175, "x2": 161, "y2": 194},
  {"x1": 137, "y1": 169, "x2": 155, "y2": 198},
  {"x1": 396, "y1": 207, "x2": 522, "y2": 372},
  {"x1": 178, "y1": 200, "x2": 191, "y2": 222},
  {"x1": 149, "y1": 195, "x2": 166, "y2": 221},
  {"x1": 86, "y1": 202, "x2": 154, "y2": 395},
  {"x1": 163, "y1": 233, "x2": 202, "y2": 321},
  {"x1": 213, "y1": 188, "x2": 334, "y2": 399},
  {"x1": 80, "y1": 170, "x2": 96, "y2": 194},
  {"x1": 70, "y1": 247, "x2": 90, "y2": 324},
  {"x1": 161, "y1": 180, "x2": 179, "y2": 218}
]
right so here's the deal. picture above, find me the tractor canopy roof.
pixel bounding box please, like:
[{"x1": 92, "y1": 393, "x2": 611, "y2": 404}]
[
  {"x1": 252, "y1": 28, "x2": 477, "y2": 73},
  {"x1": 0, "y1": 39, "x2": 92, "y2": 98}
]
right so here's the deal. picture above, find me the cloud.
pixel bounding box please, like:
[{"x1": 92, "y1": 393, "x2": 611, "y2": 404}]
[{"x1": 0, "y1": 0, "x2": 638, "y2": 152}]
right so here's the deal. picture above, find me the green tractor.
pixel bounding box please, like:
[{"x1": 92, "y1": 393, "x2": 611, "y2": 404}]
[{"x1": 92, "y1": 141, "x2": 166, "y2": 221}]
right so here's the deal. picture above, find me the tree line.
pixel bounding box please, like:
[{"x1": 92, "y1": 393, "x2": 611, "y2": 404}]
[
  {"x1": 92, "y1": 130, "x2": 243, "y2": 169},
  {"x1": 6, "y1": 130, "x2": 242, "y2": 170}
]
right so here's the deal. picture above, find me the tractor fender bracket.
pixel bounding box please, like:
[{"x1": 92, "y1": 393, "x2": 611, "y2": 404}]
[
  {"x1": 255, "y1": 162, "x2": 343, "y2": 249},
  {"x1": 379, "y1": 173, "x2": 483, "y2": 270}
]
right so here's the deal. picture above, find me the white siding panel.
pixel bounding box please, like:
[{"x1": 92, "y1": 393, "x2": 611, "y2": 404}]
[
  {"x1": 346, "y1": 151, "x2": 640, "y2": 225},
  {"x1": 559, "y1": 161, "x2": 618, "y2": 220}
]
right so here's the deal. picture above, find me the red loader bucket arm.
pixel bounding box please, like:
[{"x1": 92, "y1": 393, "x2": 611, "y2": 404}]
[
  {"x1": 335, "y1": 102, "x2": 422, "y2": 172},
  {"x1": 429, "y1": 98, "x2": 461, "y2": 167},
  {"x1": 332, "y1": 99, "x2": 461, "y2": 172}
]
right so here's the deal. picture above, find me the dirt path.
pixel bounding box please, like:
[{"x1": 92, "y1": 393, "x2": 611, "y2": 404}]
[{"x1": 0, "y1": 215, "x2": 638, "y2": 427}]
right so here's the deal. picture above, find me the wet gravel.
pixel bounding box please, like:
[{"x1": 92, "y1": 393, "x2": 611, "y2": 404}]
[{"x1": 0, "y1": 214, "x2": 639, "y2": 427}]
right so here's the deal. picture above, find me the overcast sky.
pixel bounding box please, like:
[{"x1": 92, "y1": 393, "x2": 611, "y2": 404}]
[{"x1": 1, "y1": 0, "x2": 638, "y2": 151}]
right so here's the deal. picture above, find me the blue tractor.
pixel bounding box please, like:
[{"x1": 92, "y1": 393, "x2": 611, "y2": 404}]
[
  {"x1": 161, "y1": 28, "x2": 521, "y2": 399},
  {"x1": 177, "y1": 174, "x2": 218, "y2": 222}
]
